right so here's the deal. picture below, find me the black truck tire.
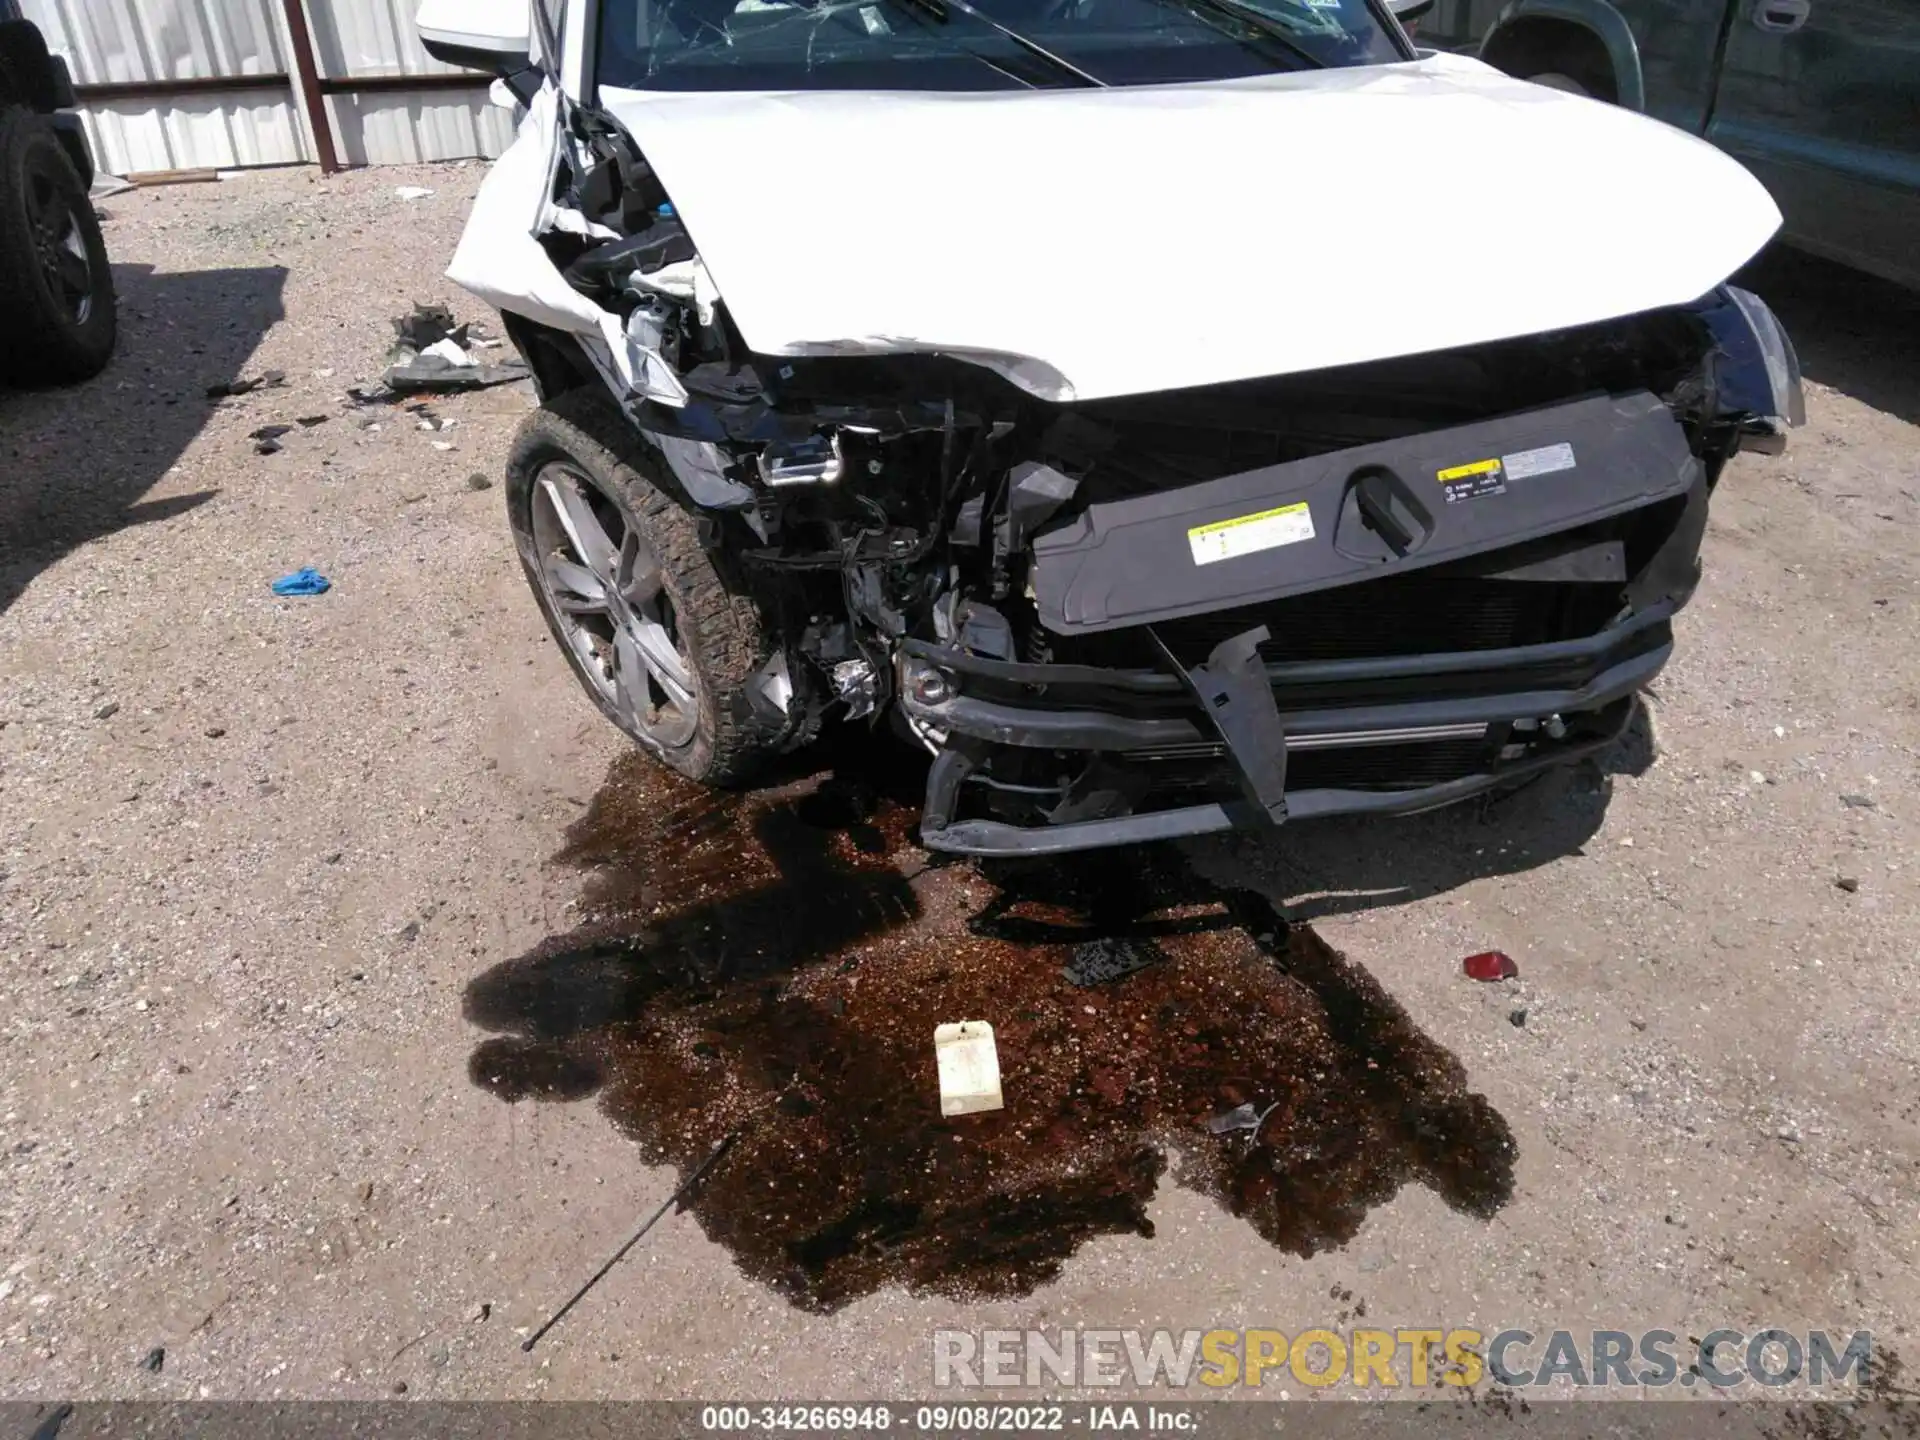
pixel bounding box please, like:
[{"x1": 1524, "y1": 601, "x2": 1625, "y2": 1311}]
[
  {"x1": 0, "y1": 21, "x2": 66, "y2": 113},
  {"x1": 0, "y1": 104, "x2": 116, "y2": 384}
]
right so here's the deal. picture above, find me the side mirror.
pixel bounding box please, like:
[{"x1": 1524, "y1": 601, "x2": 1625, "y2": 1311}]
[
  {"x1": 1387, "y1": 0, "x2": 1436, "y2": 20},
  {"x1": 417, "y1": 0, "x2": 532, "y2": 75}
]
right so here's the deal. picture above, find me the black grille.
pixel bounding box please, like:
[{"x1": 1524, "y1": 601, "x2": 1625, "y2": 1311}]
[{"x1": 1063, "y1": 575, "x2": 1619, "y2": 668}]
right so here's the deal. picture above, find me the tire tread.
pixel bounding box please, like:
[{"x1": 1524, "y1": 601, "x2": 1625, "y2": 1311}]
[{"x1": 505, "y1": 387, "x2": 800, "y2": 786}]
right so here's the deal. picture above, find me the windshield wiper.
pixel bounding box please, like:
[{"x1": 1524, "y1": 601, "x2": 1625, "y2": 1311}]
[
  {"x1": 883, "y1": 0, "x2": 1108, "y2": 85},
  {"x1": 1159, "y1": 0, "x2": 1328, "y2": 67}
]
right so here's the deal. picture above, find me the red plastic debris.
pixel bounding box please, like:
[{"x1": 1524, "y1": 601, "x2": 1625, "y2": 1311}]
[{"x1": 1463, "y1": 950, "x2": 1519, "y2": 982}]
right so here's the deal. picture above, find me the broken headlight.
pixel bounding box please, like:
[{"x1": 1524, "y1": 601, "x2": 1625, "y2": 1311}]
[{"x1": 1705, "y1": 285, "x2": 1806, "y2": 453}]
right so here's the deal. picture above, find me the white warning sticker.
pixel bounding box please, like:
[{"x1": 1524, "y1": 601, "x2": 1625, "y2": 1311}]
[
  {"x1": 1501, "y1": 442, "x2": 1577, "y2": 480},
  {"x1": 1187, "y1": 502, "x2": 1315, "y2": 566}
]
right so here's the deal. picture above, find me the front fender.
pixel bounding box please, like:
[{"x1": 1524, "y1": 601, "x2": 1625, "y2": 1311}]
[{"x1": 1480, "y1": 0, "x2": 1646, "y2": 112}]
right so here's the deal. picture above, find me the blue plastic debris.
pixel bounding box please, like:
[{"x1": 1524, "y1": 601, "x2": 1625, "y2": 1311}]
[{"x1": 271, "y1": 567, "x2": 331, "y2": 597}]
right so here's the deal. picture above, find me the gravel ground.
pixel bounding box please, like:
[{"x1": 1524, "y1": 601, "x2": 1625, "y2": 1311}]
[{"x1": 0, "y1": 163, "x2": 1916, "y2": 1402}]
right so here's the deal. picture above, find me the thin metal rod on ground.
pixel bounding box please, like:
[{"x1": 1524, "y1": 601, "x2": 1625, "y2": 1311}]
[{"x1": 521, "y1": 1128, "x2": 743, "y2": 1353}]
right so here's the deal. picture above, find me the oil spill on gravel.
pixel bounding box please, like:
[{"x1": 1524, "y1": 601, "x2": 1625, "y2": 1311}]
[{"x1": 466, "y1": 751, "x2": 1516, "y2": 1312}]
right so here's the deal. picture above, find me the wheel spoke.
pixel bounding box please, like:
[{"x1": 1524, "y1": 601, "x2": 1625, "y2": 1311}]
[
  {"x1": 616, "y1": 531, "x2": 664, "y2": 606},
  {"x1": 546, "y1": 556, "x2": 607, "y2": 610},
  {"x1": 539, "y1": 475, "x2": 619, "y2": 581},
  {"x1": 533, "y1": 461, "x2": 700, "y2": 746},
  {"x1": 54, "y1": 243, "x2": 88, "y2": 298},
  {"x1": 613, "y1": 627, "x2": 647, "y2": 718},
  {"x1": 629, "y1": 617, "x2": 695, "y2": 710}
]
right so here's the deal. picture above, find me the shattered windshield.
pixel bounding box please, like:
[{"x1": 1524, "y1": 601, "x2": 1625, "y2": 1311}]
[{"x1": 595, "y1": 0, "x2": 1408, "y2": 91}]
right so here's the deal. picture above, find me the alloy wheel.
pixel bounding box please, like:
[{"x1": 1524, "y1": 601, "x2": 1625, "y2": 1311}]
[
  {"x1": 25, "y1": 159, "x2": 93, "y2": 325},
  {"x1": 530, "y1": 463, "x2": 701, "y2": 748}
]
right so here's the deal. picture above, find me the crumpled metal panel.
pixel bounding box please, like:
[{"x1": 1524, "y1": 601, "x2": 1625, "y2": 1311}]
[{"x1": 19, "y1": 0, "x2": 306, "y2": 173}]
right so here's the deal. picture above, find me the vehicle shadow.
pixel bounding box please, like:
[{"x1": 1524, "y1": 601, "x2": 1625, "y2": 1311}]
[
  {"x1": 1214, "y1": 751, "x2": 1635, "y2": 921},
  {"x1": 1736, "y1": 244, "x2": 1920, "y2": 427},
  {"x1": 0, "y1": 261, "x2": 287, "y2": 617},
  {"x1": 1202, "y1": 699, "x2": 1650, "y2": 920},
  {"x1": 465, "y1": 745, "x2": 1516, "y2": 1313}
]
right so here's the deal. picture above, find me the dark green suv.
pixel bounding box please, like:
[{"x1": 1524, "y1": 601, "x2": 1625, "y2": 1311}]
[
  {"x1": 0, "y1": 4, "x2": 116, "y2": 383},
  {"x1": 1479, "y1": 0, "x2": 1920, "y2": 289}
]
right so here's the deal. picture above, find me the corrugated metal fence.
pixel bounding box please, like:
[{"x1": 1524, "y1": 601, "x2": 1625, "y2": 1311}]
[
  {"x1": 19, "y1": 0, "x2": 512, "y2": 173},
  {"x1": 307, "y1": 0, "x2": 513, "y2": 165}
]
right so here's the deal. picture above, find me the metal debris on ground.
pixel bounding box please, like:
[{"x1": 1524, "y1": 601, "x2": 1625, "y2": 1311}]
[
  {"x1": 250, "y1": 424, "x2": 294, "y2": 456},
  {"x1": 521, "y1": 1128, "x2": 743, "y2": 1353},
  {"x1": 1063, "y1": 934, "x2": 1165, "y2": 987},
  {"x1": 379, "y1": 305, "x2": 530, "y2": 395},
  {"x1": 421, "y1": 338, "x2": 476, "y2": 369},
  {"x1": 1462, "y1": 950, "x2": 1519, "y2": 982},
  {"x1": 385, "y1": 353, "x2": 529, "y2": 395},
  {"x1": 205, "y1": 370, "x2": 286, "y2": 400},
  {"x1": 1206, "y1": 1099, "x2": 1281, "y2": 1136},
  {"x1": 270, "y1": 568, "x2": 331, "y2": 598},
  {"x1": 393, "y1": 303, "x2": 463, "y2": 353},
  {"x1": 1205, "y1": 1102, "x2": 1259, "y2": 1134}
]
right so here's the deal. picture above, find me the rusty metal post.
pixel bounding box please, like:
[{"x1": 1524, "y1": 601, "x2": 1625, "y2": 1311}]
[{"x1": 277, "y1": 0, "x2": 340, "y2": 174}]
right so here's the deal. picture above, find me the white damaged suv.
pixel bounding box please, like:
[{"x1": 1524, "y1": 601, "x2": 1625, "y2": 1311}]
[{"x1": 420, "y1": 0, "x2": 1801, "y2": 855}]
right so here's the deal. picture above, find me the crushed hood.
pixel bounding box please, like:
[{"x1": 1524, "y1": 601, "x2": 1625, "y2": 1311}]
[{"x1": 601, "y1": 54, "x2": 1780, "y2": 402}]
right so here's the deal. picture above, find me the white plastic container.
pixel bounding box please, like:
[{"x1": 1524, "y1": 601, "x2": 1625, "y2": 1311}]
[{"x1": 934, "y1": 1021, "x2": 1003, "y2": 1117}]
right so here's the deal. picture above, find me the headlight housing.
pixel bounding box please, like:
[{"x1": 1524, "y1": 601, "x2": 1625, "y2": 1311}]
[{"x1": 1705, "y1": 285, "x2": 1807, "y2": 453}]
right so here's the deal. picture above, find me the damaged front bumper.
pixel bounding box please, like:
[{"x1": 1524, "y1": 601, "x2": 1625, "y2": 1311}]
[
  {"x1": 903, "y1": 609, "x2": 1661, "y2": 854},
  {"x1": 448, "y1": 79, "x2": 1799, "y2": 860},
  {"x1": 901, "y1": 385, "x2": 1720, "y2": 856}
]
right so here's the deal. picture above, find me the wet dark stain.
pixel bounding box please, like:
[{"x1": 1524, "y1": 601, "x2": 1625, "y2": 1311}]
[
  {"x1": 466, "y1": 747, "x2": 1516, "y2": 1312},
  {"x1": 470, "y1": 1038, "x2": 603, "y2": 1103}
]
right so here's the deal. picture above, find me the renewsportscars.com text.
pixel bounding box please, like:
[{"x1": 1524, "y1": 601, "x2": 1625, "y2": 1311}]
[{"x1": 932, "y1": 1327, "x2": 1873, "y2": 1391}]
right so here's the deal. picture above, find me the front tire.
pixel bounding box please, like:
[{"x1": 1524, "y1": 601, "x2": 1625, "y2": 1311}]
[
  {"x1": 0, "y1": 106, "x2": 116, "y2": 385},
  {"x1": 505, "y1": 389, "x2": 800, "y2": 786}
]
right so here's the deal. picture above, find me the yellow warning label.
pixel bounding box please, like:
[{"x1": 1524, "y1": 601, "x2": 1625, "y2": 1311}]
[
  {"x1": 1187, "y1": 502, "x2": 1314, "y2": 566},
  {"x1": 1436, "y1": 458, "x2": 1502, "y2": 482}
]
